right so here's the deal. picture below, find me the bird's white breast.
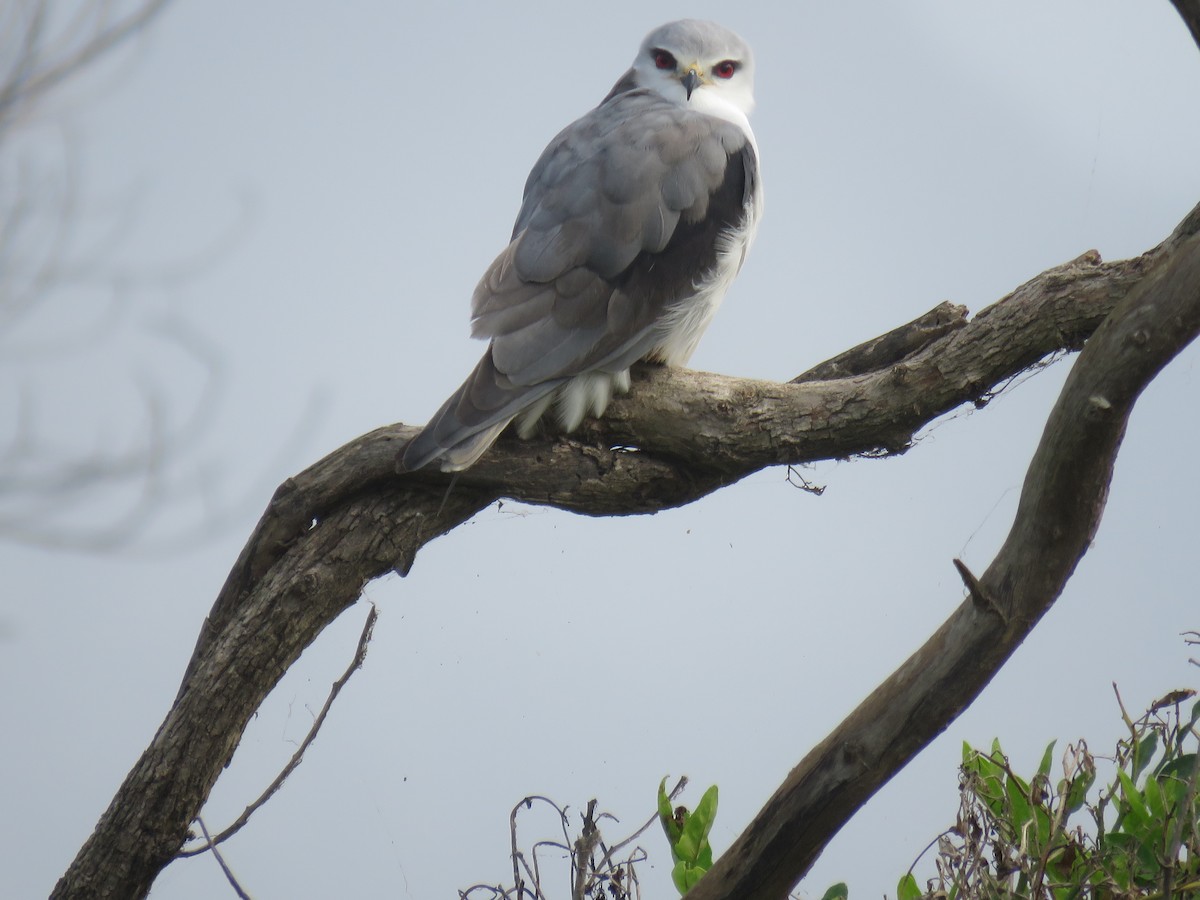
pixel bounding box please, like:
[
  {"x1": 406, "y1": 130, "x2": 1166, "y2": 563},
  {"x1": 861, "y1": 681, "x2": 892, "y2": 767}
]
[{"x1": 688, "y1": 89, "x2": 759, "y2": 157}]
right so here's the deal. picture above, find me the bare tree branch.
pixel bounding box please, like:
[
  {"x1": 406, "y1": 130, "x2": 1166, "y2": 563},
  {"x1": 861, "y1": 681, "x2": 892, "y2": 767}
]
[
  {"x1": 0, "y1": 0, "x2": 268, "y2": 553},
  {"x1": 50, "y1": 196, "x2": 1200, "y2": 898},
  {"x1": 178, "y1": 212, "x2": 1197, "y2": 695},
  {"x1": 685, "y1": 193, "x2": 1200, "y2": 900},
  {"x1": 176, "y1": 604, "x2": 378, "y2": 858},
  {"x1": 193, "y1": 818, "x2": 250, "y2": 900},
  {"x1": 1, "y1": 80, "x2": 300, "y2": 550},
  {"x1": 1170, "y1": 0, "x2": 1200, "y2": 52},
  {"x1": 0, "y1": 0, "x2": 172, "y2": 133}
]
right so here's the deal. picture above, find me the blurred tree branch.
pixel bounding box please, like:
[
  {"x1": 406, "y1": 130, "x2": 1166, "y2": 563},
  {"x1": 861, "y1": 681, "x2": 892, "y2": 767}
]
[
  {"x1": 50, "y1": 1, "x2": 1200, "y2": 898},
  {"x1": 0, "y1": 0, "x2": 279, "y2": 551},
  {"x1": 0, "y1": 0, "x2": 171, "y2": 134}
]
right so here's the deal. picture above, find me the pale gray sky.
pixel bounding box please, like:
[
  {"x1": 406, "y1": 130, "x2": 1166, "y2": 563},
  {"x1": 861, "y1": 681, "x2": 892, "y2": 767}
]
[{"x1": 3, "y1": 2, "x2": 1199, "y2": 898}]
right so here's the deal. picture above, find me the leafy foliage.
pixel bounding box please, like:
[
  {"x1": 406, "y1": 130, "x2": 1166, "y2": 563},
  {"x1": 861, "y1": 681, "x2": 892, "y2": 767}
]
[
  {"x1": 898, "y1": 687, "x2": 1200, "y2": 899},
  {"x1": 658, "y1": 778, "x2": 720, "y2": 895}
]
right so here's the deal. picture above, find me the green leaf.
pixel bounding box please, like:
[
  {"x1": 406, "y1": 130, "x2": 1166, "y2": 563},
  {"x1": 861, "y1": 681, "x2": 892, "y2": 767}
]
[
  {"x1": 1065, "y1": 764, "x2": 1096, "y2": 813},
  {"x1": 1104, "y1": 830, "x2": 1137, "y2": 854},
  {"x1": 1033, "y1": 803, "x2": 1053, "y2": 850},
  {"x1": 1006, "y1": 772, "x2": 1032, "y2": 830},
  {"x1": 1104, "y1": 835, "x2": 1134, "y2": 890},
  {"x1": 1132, "y1": 732, "x2": 1159, "y2": 781},
  {"x1": 1038, "y1": 740, "x2": 1057, "y2": 778},
  {"x1": 658, "y1": 778, "x2": 673, "y2": 818},
  {"x1": 1158, "y1": 752, "x2": 1197, "y2": 781},
  {"x1": 963, "y1": 748, "x2": 1006, "y2": 813},
  {"x1": 1116, "y1": 770, "x2": 1151, "y2": 832},
  {"x1": 683, "y1": 867, "x2": 705, "y2": 891},
  {"x1": 673, "y1": 861, "x2": 705, "y2": 894},
  {"x1": 1187, "y1": 699, "x2": 1200, "y2": 732},
  {"x1": 963, "y1": 744, "x2": 993, "y2": 775},
  {"x1": 1158, "y1": 753, "x2": 1198, "y2": 806},
  {"x1": 671, "y1": 860, "x2": 690, "y2": 895},
  {"x1": 692, "y1": 785, "x2": 719, "y2": 837},
  {"x1": 1008, "y1": 767, "x2": 1032, "y2": 797},
  {"x1": 1133, "y1": 834, "x2": 1163, "y2": 885},
  {"x1": 820, "y1": 882, "x2": 849, "y2": 900},
  {"x1": 659, "y1": 777, "x2": 682, "y2": 845},
  {"x1": 1142, "y1": 770, "x2": 1165, "y2": 821},
  {"x1": 1117, "y1": 769, "x2": 1150, "y2": 821},
  {"x1": 896, "y1": 872, "x2": 922, "y2": 900},
  {"x1": 679, "y1": 816, "x2": 709, "y2": 861},
  {"x1": 675, "y1": 828, "x2": 700, "y2": 865},
  {"x1": 663, "y1": 781, "x2": 718, "y2": 872},
  {"x1": 680, "y1": 794, "x2": 715, "y2": 848}
]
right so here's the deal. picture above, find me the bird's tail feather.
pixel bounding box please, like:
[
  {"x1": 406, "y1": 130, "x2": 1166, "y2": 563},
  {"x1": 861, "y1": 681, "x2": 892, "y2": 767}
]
[
  {"x1": 428, "y1": 419, "x2": 510, "y2": 472},
  {"x1": 400, "y1": 349, "x2": 561, "y2": 472}
]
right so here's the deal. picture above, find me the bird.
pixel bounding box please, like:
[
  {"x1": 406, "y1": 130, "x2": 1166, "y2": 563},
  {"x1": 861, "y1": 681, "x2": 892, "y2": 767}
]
[{"x1": 401, "y1": 19, "x2": 761, "y2": 472}]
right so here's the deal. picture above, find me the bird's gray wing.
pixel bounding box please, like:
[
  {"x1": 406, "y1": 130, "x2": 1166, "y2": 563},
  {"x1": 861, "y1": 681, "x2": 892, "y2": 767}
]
[
  {"x1": 401, "y1": 90, "x2": 754, "y2": 471},
  {"x1": 476, "y1": 91, "x2": 753, "y2": 380}
]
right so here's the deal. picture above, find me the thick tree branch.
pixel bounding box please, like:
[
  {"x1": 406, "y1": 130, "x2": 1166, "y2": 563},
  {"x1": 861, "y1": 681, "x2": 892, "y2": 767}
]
[
  {"x1": 53, "y1": 196, "x2": 1200, "y2": 899},
  {"x1": 176, "y1": 209, "x2": 1199, "y2": 691},
  {"x1": 686, "y1": 217, "x2": 1200, "y2": 898},
  {"x1": 1172, "y1": 0, "x2": 1200, "y2": 52},
  {"x1": 180, "y1": 216, "x2": 1200, "y2": 692}
]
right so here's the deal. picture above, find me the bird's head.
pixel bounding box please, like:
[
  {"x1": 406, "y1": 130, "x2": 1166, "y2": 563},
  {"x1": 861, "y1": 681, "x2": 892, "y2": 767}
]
[{"x1": 632, "y1": 20, "x2": 755, "y2": 119}]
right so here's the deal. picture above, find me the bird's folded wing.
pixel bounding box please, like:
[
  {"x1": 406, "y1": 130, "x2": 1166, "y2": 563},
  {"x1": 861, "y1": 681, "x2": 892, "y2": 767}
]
[{"x1": 469, "y1": 89, "x2": 755, "y2": 386}]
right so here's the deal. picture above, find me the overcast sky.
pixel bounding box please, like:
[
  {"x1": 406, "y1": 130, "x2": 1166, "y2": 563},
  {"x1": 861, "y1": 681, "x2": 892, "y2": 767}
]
[{"x1": 3, "y1": 2, "x2": 1199, "y2": 898}]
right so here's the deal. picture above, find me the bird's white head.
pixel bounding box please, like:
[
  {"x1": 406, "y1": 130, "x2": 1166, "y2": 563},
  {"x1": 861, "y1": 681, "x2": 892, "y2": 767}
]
[{"x1": 631, "y1": 20, "x2": 755, "y2": 123}]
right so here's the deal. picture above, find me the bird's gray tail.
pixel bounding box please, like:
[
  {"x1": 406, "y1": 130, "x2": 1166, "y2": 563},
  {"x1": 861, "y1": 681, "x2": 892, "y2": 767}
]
[{"x1": 400, "y1": 349, "x2": 560, "y2": 472}]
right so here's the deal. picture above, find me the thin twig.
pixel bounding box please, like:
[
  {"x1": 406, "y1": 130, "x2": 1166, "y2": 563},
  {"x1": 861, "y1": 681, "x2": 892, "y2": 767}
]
[
  {"x1": 178, "y1": 604, "x2": 378, "y2": 856},
  {"x1": 952, "y1": 558, "x2": 1006, "y2": 623},
  {"x1": 0, "y1": 0, "x2": 173, "y2": 125},
  {"x1": 572, "y1": 800, "x2": 602, "y2": 900},
  {"x1": 602, "y1": 775, "x2": 688, "y2": 863},
  {"x1": 459, "y1": 884, "x2": 514, "y2": 899},
  {"x1": 195, "y1": 817, "x2": 251, "y2": 900},
  {"x1": 510, "y1": 795, "x2": 567, "y2": 900}
]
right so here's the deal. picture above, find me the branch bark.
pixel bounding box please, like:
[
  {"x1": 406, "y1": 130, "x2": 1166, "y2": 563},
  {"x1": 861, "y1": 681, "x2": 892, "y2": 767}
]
[{"x1": 1172, "y1": 0, "x2": 1200, "y2": 52}]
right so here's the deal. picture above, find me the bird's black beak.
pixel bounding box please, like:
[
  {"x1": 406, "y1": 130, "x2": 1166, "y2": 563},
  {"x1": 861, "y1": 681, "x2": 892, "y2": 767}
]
[{"x1": 681, "y1": 69, "x2": 701, "y2": 100}]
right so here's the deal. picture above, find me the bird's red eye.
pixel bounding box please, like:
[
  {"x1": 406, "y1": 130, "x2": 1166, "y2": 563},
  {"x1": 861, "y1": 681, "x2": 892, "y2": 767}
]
[
  {"x1": 653, "y1": 49, "x2": 676, "y2": 70},
  {"x1": 714, "y1": 60, "x2": 738, "y2": 79}
]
